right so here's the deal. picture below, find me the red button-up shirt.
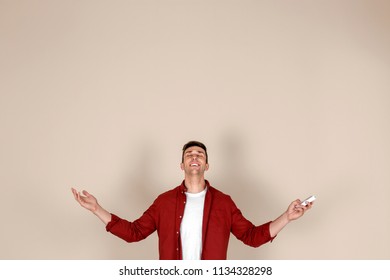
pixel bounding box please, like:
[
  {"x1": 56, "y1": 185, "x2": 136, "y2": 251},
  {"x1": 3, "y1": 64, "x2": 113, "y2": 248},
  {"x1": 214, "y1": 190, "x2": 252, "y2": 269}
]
[{"x1": 106, "y1": 180, "x2": 275, "y2": 259}]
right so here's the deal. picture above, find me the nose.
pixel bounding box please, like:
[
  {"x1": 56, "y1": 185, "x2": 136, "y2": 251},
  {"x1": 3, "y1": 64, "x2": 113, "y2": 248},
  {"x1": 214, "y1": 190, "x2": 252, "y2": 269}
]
[{"x1": 191, "y1": 154, "x2": 200, "y2": 160}]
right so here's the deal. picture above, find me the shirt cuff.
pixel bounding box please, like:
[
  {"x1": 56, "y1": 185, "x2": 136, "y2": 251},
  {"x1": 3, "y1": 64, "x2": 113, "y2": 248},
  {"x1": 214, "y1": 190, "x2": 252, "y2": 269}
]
[
  {"x1": 105, "y1": 213, "x2": 119, "y2": 232},
  {"x1": 267, "y1": 221, "x2": 277, "y2": 242}
]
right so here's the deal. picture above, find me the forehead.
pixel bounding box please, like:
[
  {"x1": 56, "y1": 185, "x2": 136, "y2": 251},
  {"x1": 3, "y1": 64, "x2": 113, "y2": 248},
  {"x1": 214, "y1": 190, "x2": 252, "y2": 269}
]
[{"x1": 184, "y1": 146, "x2": 206, "y2": 154}]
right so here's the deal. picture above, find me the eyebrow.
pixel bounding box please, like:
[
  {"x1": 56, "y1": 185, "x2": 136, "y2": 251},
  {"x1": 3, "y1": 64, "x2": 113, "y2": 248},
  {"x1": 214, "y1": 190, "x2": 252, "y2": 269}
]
[{"x1": 185, "y1": 150, "x2": 205, "y2": 154}]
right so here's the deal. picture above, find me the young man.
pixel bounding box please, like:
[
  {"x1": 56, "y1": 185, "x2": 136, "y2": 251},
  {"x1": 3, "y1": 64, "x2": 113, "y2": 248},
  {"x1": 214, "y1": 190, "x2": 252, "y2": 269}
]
[{"x1": 71, "y1": 141, "x2": 313, "y2": 260}]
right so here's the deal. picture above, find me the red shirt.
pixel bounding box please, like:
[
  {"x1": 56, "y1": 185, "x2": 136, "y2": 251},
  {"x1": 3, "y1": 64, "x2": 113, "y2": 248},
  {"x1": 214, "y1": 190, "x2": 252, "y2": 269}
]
[{"x1": 106, "y1": 180, "x2": 275, "y2": 260}]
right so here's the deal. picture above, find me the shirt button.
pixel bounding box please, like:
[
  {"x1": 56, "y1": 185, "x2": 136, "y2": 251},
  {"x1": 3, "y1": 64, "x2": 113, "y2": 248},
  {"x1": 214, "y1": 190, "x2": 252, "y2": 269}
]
[
  {"x1": 184, "y1": 201, "x2": 186, "y2": 204},
  {"x1": 179, "y1": 216, "x2": 182, "y2": 218}
]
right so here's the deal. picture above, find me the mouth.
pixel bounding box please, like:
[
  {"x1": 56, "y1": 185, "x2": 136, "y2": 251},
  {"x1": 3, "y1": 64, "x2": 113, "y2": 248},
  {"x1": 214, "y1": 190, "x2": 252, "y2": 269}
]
[{"x1": 190, "y1": 163, "x2": 200, "y2": 167}]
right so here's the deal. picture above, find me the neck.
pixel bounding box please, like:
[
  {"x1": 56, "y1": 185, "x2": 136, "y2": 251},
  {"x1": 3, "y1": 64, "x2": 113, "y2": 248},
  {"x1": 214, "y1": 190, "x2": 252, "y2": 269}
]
[{"x1": 184, "y1": 176, "x2": 206, "y2": 193}]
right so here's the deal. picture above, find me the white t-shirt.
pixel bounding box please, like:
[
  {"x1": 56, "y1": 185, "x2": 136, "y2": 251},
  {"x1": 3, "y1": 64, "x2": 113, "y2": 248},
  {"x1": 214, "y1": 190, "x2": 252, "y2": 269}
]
[{"x1": 180, "y1": 188, "x2": 207, "y2": 260}]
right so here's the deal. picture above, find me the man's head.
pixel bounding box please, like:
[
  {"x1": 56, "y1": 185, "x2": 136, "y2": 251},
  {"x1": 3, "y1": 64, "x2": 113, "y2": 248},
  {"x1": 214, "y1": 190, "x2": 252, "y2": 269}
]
[
  {"x1": 181, "y1": 141, "x2": 208, "y2": 163},
  {"x1": 180, "y1": 140, "x2": 209, "y2": 175}
]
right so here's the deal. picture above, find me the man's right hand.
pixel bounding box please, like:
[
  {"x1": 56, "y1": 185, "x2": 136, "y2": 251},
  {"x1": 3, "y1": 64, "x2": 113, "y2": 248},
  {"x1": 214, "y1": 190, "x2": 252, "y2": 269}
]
[
  {"x1": 71, "y1": 188, "x2": 99, "y2": 212},
  {"x1": 71, "y1": 188, "x2": 112, "y2": 225}
]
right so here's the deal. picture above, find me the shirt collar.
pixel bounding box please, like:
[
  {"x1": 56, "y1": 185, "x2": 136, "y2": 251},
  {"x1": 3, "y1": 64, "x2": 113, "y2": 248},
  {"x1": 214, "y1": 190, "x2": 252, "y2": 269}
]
[{"x1": 179, "y1": 179, "x2": 210, "y2": 193}]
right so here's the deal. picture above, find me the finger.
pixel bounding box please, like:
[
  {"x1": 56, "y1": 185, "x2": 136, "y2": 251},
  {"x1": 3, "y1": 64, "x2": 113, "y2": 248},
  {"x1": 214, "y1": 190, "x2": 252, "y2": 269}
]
[
  {"x1": 71, "y1": 188, "x2": 79, "y2": 200},
  {"x1": 75, "y1": 191, "x2": 82, "y2": 202},
  {"x1": 291, "y1": 199, "x2": 299, "y2": 206},
  {"x1": 304, "y1": 202, "x2": 313, "y2": 209},
  {"x1": 302, "y1": 204, "x2": 309, "y2": 211},
  {"x1": 76, "y1": 191, "x2": 87, "y2": 204},
  {"x1": 82, "y1": 190, "x2": 91, "y2": 197},
  {"x1": 293, "y1": 203, "x2": 304, "y2": 210},
  {"x1": 76, "y1": 192, "x2": 88, "y2": 207}
]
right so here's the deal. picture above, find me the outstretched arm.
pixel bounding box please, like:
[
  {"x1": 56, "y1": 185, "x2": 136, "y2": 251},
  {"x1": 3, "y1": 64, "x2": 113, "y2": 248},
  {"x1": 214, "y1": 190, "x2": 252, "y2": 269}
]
[
  {"x1": 71, "y1": 188, "x2": 112, "y2": 225},
  {"x1": 269, "y1": 199, "x2": 313, "y2": 237}
]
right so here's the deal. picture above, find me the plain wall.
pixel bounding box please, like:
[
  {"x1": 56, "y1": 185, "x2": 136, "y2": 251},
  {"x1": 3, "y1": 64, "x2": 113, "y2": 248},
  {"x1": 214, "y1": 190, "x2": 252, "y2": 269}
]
[{"x1": 1, "y1": 0, "x2": 389, "y2": 259}]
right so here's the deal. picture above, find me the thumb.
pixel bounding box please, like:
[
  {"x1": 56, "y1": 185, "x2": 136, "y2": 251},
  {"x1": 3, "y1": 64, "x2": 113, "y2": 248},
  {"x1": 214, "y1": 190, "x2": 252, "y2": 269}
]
[{"x1": 82, "y1": 190, "x2": 91, "y2": 197}]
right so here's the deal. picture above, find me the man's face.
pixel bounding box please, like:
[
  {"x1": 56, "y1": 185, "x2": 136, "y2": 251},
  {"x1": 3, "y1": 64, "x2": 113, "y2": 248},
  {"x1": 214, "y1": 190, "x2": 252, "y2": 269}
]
[{"x1": 180, "y1": 146, "x2": 209, "y2": 175}]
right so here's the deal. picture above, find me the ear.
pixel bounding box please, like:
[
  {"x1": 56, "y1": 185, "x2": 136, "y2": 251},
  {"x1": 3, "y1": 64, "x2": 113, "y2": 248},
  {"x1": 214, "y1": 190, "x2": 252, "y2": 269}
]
[
  {"x1": 205, "y1": 163, "x2": 209, "y2": 171},
  {"x1": 180, "y1": 162, "x2": 184, "y2": 170}
]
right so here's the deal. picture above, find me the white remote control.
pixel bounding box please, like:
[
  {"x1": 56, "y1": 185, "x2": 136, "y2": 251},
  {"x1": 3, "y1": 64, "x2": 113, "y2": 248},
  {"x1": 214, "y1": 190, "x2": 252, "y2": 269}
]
[{"x1": 301, "y1": 195, "x2": 316, "y2": 206}]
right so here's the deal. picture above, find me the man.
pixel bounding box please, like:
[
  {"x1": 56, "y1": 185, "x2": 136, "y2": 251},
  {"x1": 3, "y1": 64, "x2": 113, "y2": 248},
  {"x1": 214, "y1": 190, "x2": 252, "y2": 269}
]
[{"x1": 71, "y1": 140, "x2": 313, "y2": 260}]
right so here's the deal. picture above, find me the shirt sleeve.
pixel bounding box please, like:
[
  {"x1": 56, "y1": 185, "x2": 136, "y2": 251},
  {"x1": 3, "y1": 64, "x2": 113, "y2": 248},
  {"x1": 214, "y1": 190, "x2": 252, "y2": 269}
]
[
  {"x1": 230, "y1": 199, "x2": 276, "y2": 247},
  {"x1": 105, "y1": 203, "x2": 158, "y2": 243}
]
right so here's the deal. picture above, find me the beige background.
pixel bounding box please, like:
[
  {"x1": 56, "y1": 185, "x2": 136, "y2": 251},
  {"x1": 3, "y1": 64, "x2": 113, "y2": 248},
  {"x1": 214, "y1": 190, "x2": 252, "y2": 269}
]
[{"x1": 1, "y1": 0, "x2": 389, "y2": 259}]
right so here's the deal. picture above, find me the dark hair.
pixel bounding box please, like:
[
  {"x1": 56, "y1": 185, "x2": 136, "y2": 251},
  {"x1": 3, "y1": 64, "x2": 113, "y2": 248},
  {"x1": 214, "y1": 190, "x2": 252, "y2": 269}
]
[{"x1": 182, "y1": 141, "x2": 208, "y2": 163}]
